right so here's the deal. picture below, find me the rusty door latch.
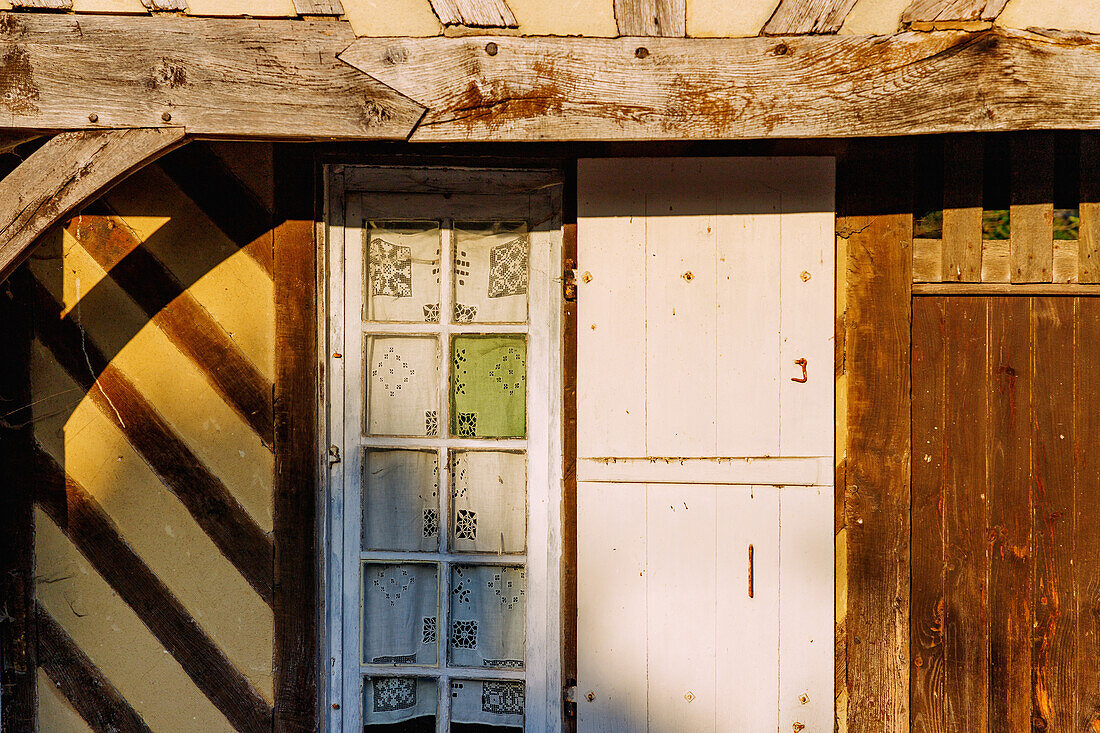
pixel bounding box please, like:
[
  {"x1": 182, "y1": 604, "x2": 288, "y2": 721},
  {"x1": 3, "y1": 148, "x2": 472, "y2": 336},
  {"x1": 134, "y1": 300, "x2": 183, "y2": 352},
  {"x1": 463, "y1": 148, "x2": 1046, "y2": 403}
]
[{"x1": 791, "y1": 358, "x2": 808, "y2": 383}]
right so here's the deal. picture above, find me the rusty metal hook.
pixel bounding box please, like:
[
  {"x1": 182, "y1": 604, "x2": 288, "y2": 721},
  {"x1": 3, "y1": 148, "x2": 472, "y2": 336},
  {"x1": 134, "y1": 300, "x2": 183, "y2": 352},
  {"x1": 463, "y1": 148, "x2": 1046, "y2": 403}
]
[{"x1": 791, "y1": 358, "x2": 808, "y2": 383}]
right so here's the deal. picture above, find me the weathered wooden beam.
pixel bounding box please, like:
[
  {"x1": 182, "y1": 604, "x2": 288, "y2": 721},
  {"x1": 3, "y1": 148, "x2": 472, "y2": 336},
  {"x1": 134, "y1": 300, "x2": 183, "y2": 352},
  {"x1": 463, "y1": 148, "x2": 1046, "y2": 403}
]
[
  {"x1": 762, "y1": 0, "x2": 859, "y2": 35},
  {"x1": 34, "y1": 448, "x2": 274, "y2": 733},
  {"x1": 291, "y1": 0, "x2": 343, "y2": 16},
  {"x1": 36, "y1": 603, "x2": 152, "y2": 733},
  {"x1": 0, "y1": 14, "x2": 422, "y2": 139},
  {"x1": 614, "y1": 0, "x2": 685, "y2": 36},
  {"x1": 429, "y1": 0, "x2": 518, "y2": 28},
  {"x1": 22, "y1": 273, "x2": 276, "y2": 607},
  {"x1": 901, "y1": 0, "x2": 1009, "y2": 24},
  {"x1": 0, "y1": 128, "x2": 186, "y2": 285},
  {"x1": 342, "y1": 29, "x2": 1100, "y2": 142}
]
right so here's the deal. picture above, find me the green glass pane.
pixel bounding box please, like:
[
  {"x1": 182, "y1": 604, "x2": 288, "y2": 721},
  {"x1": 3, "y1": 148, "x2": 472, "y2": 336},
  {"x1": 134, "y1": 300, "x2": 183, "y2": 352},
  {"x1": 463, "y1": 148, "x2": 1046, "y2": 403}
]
[{"x1": 450, "y1": 335, "x2": 526, "y2": 438}]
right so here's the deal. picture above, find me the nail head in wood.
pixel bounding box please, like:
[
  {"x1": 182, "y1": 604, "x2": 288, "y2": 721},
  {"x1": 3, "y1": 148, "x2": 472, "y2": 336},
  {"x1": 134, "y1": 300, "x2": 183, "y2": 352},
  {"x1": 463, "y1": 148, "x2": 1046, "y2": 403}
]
[
  {"x1": 635, "y1": 46, "x2": 649, "y2": 59},
  {"x1": 485, "y1": 42, "x2": 498, "y2": 56},
  {"x1": 162, "y1": 112, "x2": 172, "y2": 122},
  {"x1": 88, "y1": 113, "x2": 98, "y2": 123}
]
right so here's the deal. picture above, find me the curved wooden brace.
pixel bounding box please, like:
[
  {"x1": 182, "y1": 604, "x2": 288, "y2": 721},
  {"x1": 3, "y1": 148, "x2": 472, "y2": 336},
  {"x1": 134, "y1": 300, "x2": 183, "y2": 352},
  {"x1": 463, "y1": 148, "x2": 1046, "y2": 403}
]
[{"x1": 0, "y1": 127, "x2": 187, "y2": 284}]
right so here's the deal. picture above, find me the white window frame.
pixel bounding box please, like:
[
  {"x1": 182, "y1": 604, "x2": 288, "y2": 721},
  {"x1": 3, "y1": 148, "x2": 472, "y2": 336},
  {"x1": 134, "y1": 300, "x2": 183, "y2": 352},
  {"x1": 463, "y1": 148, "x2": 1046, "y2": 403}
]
[{"x1": 322, "y1": 166, "x2": 564, "y2": 733}]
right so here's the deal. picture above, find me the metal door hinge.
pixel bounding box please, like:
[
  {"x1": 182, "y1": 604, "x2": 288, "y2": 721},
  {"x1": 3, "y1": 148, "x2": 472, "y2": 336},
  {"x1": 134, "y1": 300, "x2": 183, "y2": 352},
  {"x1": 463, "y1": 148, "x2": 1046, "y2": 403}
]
[{"x1": 563, "y1": 259, "x2": 578, "y2": 302}]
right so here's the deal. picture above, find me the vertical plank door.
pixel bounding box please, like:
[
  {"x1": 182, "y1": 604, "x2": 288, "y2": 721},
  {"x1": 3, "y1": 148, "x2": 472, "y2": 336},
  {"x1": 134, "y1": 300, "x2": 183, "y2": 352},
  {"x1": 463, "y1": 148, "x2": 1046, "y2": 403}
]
[{"x1": 576, "y1": 158, "x2": 835, "y2": 732}]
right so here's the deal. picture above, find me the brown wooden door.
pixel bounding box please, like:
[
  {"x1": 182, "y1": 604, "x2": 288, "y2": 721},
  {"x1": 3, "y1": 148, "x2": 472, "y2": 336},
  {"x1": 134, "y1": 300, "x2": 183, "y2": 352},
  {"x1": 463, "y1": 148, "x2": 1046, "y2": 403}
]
[{"x1": 910, "y1": 296, "x2": 1100, "y2": 732}]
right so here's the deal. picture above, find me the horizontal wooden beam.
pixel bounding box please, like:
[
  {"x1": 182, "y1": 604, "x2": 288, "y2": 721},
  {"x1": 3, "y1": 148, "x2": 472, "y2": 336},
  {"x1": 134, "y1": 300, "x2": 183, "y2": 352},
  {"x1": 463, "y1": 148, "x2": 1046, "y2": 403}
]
[
  {"x1": 0, "y1": 13, "x2": 422, "y2": 139},
  {"x1": 0, "y1": 128, "x2": 186, "y2": 284},
  {"x1": 913, "y1": 282, "x2": 1100, "y2": 295},
  {"x1": 342, "y1": 29, "x2": 1100, "y2": 142}
]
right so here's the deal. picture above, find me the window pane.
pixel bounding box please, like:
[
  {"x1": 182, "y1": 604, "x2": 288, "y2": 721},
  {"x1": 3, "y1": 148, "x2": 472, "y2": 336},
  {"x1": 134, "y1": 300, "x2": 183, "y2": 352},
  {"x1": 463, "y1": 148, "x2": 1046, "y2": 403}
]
[
  {"x1": 362, "y1": 450, "x2": 439, "y2": 552},
  {"x1": 365, "y1": 221, "x2": 441, "y2": 323},
  {"x1": 448, "y1": 565, "x2": 525, "y2": 669},
  {"x1": 362, "y1": 563, "x2": 438, "y2": 666},
  {"x1": 366, "y1": 336, "x2": 440, "y2": 437},
  {"x1": 364, "y1": 676, "x2": 437, "y2": 730},
  {"x1": 450, "y1": 451, "x2": 526, "y2": 554},
  {"x1": 450, "y1": 336, "x2": 526, "y2": 438},
  {"x1": 453, "y1": 221, "x2": 529, "y2": 324},
  {"x1": 450, "y1": 680, "x2": 524, "y2": 731}
]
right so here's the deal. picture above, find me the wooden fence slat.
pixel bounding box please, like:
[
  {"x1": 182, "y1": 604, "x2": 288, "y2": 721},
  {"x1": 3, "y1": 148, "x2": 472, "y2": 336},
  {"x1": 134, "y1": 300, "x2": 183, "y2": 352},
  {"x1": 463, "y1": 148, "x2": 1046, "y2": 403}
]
[
  {"x1": 941, "y1": 296, "x2": 989, "y2": 731},
  {"x1": 910, "y1": 296, "x2": 947, "y2": 733},
  {"x1": 290, "y1": 0, "x2": 344, "y2": 16},
  {"x1": 614, "y1": 0, "x2": 685, "y2": 36},
  {"x1": 429, "y1": 0, "x2": 517, "y2": 27},
  {"x1": 901, "y1": 0, "x2": 1010, "y2": 23},
  {"x1": 987, "y1": 296, "x2": 1032, "y2": 731},
  {"x1": 1073, "y1": 298, "x2": 1100, "y2": 733},
  {"x1": 942, "y1": 134, "x2": 984, "y2": 282},
  {"x1": 36, "y1": 603, "x2": 151, "y2": 733},
  {"x1": 1078, "y1": 133, "x2": 1100, "y2": 283},
  {"x1": 22, "y1": 274, "x2": 275, "y2": 607},
  {"x1": 1030, "y1": 297, "x2": 1077, "y2": 731},
  {"x1": 272, "y1": 145, "x2": 318, "y2": 733},
  {"x1": 762, "y1": 0, "x2": 859, "y2": 35},
  {"x1": 0, "y1": 271, "x2": 36, "y2": 730},
  {"x1": 0, "y1": 129, "x2": 187, "y2": 285},
  {"x1": 34, "y1": 448, "x2": 274, "y2": 733},
  {"x1": 839, "y1": 141, "x2": 912, "y2": 733},
  {"x1": 1010, "y1": 133, "x2": 1055, "y2": 283},
  {"x1": 67, "y1": 214, "x2": 275, "y2": 447},
  {"x1": 913, "y1": 238, "x2": 943, "y2": 282}
]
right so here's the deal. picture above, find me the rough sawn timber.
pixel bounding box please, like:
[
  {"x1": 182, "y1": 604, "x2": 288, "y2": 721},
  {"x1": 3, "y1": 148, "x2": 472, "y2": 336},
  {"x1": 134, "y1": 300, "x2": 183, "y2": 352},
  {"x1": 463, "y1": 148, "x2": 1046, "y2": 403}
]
[
  {"x1": 901, "y1": 0, "x2": 1009, "y2": 23},
  {"x1": 762, "y1": 0, "x2": 859, "y2": 35},
  {"x1": 343, "y1": 29, "x2": 1100, "y2": 142},
  {"x1": 614, "y1": 0, "x2": 685, "y2": 36},
  {"x1": 0, "y1": 128, "x2": 186, "y2": 284},
  {"x1": 429, "y1": 0, "x2": 518, "y2": 28},
  {"x1": 0, "y1": 13, "x2": 422, "y2": 139}
]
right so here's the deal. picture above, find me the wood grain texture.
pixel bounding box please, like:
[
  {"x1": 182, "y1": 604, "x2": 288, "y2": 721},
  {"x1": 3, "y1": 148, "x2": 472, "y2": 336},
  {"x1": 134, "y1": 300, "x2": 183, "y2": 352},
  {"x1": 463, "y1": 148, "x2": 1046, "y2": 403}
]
[
  {"x1": 910, "y1": 296, "x2": 946, "y2": 733},
  {"x1": 561, "y1": 218, "x2": 578, "y2": 733},
  {"x1": 35, "y1": 603, "x2": 150, "y2": 733},
  {"x1": 33, "y1": 448, "x2": 273, "y2": 733},
  {"x1": 0, "y1": 129, "x2": 186, "y2": 285},
  {"x1": 901, "y1": 0, "x2": 1010, "y2": 23},
  {"x1": 290, "y1": 0, "x2": 343, "y2": 16},
  {"x1": 941, "y1": 135, "x2": 983, "y2": 282},
  {"x1": 429, "y1": 0, "x2": 517, "y2": 27},
  {"x1": 941, "y1": 296, "x2": 988, "y2": 731},
  {"x1": 140, "y1": 0, "x2": 188, "y2": 12},
  {"x1": 10, "y1": 0, "x2": 71, "y2": 8},
  {"x1": 66, "y1": 213, "x2": 275, "y2": 446},
  {"x1": 614, "y1": 0, "x2": 685, "y2": 36},
  {"x1": 0, "y1": 14, "x2": 422, "y2": 139},
  {"x1": 762, "y1": 0, "x2": 859, "y2": 35},
  {"x1": 1010, "y1": 133, "x2": 1055, "y2": 283},
  {"x1": 1031, "y1": 297, "x2": 1077, "y2": 732},
  {"x1": 986, "y1": 297, "x2": 1032, "y2": 732},
  {"x1": 1079, "y1": 133, "x2": 1100, "y2": 283},
  {"x1": 22, "y1": 274, "x2": 275, "y2": 607},
  {"x1": 272, "y1": 144, "x2": 318, "y2": 733},
  {"x1": 0, "y1": 271, "x2": 36, "y2": 730},
  {"x1": 1073, "y1": 299, "x2": 1100, "y2": 733},
  {"x1": 345, "y1": 30, "x2": 1100, "y2": 142},
  {"x1": 913, "y1": 282, "x2": 1100, "y2": 295},
  {"x1": 838, "y1": 141, "x2": 912, "y2": 733}
]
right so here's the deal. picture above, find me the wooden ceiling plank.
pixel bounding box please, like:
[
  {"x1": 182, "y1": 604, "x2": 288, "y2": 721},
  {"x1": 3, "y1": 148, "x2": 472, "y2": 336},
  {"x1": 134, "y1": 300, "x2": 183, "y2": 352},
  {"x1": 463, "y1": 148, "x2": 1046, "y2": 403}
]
[
  {"x1": 615, "y1": 0, "x2": 686, "y2": 37},
  {"x1": 429, "y1": 0, "x2": 518, "y2": 28},
  {"x1": 901, "y1": 0, "x2": 1010, "y2": 24},
  {"x1": 762, "y1": 0, "x2": 859, "y2": 35},
  {"x1": 341, "y1": 30, "x2": 1100, "y2": 142},
  {"x1": 0, "y1": 14, "x2": 422, "y2": 139},
  {"x1": 0, "y1": 128, "x2": 186, "y2": 285}
]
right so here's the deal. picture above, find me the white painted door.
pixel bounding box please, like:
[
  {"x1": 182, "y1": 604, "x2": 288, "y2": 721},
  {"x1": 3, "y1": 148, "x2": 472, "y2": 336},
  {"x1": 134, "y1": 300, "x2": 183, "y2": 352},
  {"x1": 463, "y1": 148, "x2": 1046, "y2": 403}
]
[{"x1": 576, "y1": 158, "x2": 835, "y2": 733}]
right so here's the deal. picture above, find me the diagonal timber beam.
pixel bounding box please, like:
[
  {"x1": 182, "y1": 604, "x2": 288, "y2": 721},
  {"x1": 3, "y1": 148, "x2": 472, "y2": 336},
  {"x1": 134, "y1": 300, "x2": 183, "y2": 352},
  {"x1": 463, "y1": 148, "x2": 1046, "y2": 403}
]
[
  {"x1": 0, "y1": 128, "x2": 186, "y2": 284},
  {"x1": 341, "y1": 29, "x2": 1100, "y2": 142},
  {"x1": 0, "y1": 13, "x2": 423, "y2": 139}
]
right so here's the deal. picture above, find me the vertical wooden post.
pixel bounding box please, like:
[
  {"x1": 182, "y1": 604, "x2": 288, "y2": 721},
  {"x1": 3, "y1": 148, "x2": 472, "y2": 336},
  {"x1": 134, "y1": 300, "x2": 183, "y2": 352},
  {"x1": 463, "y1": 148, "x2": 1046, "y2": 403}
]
[
  {"x1": 0, "y1": 271, "x2": 36, "y2": 731},
  {"x1": 837, "y1": 140, "x2": 913, "y2": 733},
  {"x1": 560, "y1": 160, "x2": 578, "y2": 733},
  {"x1": 1010, "y1": 133, "x2": 1055, "y2": 283},
  {"x1": 942, "y1": 134, "x2": 984, "y2": 282},
  {"x1": 1078, "y1": 133, "x2": 1100, "y2": 284},
  {"x1": 273, "y1": 144, "x2": 319, "y2": 733}
]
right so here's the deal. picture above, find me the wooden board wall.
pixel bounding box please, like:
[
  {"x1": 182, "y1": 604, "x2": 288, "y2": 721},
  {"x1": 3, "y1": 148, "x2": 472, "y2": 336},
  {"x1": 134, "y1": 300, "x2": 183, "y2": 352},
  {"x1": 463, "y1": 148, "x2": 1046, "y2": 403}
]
[
  {"x1": 15, "y1": 140, "x2": 280, "y2": 732},
  {"x1": 911, "y1": 295, "x2": 1100, "y2": 732}
]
